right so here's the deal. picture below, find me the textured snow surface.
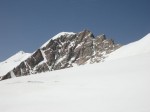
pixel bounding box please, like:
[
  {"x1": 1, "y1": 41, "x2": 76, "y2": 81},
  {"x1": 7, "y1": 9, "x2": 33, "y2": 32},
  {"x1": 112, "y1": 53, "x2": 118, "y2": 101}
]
[
  {"x1": 41, "y1": 32, "x2": 75, "y2": 48},
  {"x1": 0, "y1": 52, "x2": 150, "y2": 112},
  {"x1": 0, "y1": 51, "x2": 31, "y2": 76}
]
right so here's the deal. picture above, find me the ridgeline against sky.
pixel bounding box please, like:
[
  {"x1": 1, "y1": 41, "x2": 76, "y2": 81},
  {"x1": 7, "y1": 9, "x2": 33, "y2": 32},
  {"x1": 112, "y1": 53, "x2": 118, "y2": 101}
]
[{"x1": 0, "y1": 0, "x2": 150, "y2": 61}]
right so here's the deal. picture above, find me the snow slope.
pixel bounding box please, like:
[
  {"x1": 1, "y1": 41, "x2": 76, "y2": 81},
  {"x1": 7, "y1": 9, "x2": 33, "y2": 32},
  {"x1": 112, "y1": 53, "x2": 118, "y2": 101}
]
[
  {"x1": 0, "y1": 51, "x2": 31, "y2": 76},
  {"x1": 0, "y1": 50, "x2": 150, "y2": 112},
  {"x1": 106, "y1": 33, "x2": 150, "y2": 60}
]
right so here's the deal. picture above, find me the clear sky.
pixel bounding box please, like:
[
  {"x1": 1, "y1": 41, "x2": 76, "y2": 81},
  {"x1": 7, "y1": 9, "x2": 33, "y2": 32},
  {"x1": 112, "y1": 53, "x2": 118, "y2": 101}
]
[{"x1": 0, "y1": 0, "x2": 150, "y2": 61}]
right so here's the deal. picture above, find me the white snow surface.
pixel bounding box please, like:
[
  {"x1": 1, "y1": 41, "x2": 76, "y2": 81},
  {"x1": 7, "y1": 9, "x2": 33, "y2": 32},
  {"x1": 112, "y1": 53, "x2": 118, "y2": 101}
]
[
  {"x1": 0, "y1": 33, "x2": 150, "y2": 112},
  {"x1": 106, "y1": 33, "x2": 150, "y2": 60},
  {"x1": 0, "y1": 51, "x2": 31, "y2": 76},
  {"x1": 41, "y1": 32, "x2": 75, "y2": 48},
  {"x1": 0, "y1": 52, "x2": 150, "y2": 112}
]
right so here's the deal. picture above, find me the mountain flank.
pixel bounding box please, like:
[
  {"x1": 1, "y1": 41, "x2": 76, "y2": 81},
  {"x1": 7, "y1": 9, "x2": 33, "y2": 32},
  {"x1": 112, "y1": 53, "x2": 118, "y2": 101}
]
[{"x1": 0, "y1": 30, "x2": 120, "y2": 80}]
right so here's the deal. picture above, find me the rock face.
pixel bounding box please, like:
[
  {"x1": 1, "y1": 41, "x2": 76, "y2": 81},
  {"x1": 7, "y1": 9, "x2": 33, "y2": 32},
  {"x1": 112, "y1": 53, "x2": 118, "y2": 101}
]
[{"x1": 1, "y1": 30, "x2": 121, "y2": 80}]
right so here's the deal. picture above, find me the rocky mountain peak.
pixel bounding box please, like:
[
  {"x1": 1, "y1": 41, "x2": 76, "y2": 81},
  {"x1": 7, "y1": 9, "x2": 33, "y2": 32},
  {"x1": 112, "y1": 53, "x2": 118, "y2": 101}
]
[{"x1": 1, "y1": 30, "x2": 121, "y2": 80}]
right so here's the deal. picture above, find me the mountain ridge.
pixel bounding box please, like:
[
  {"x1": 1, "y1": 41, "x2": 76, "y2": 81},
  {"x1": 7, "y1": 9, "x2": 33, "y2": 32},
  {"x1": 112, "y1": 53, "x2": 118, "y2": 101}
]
[
  {"x1": 41, "y1": 32, "x2": 75, "y2": 48},
  {"x1": 0, "y1": 30, "x2": 120, "y2": 80}
]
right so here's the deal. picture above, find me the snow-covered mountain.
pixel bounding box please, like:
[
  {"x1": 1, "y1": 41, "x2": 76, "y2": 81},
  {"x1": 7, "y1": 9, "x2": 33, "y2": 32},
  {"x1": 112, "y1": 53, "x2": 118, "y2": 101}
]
[
  {"x1": 0, "y1": 30, "x2": 120, "y2": 80},
  {"x1": 0, "y1": 51, "x2": 31, "y2": 77},
  {"x1": 0, "y1": 33, "x2": 150, "y2": 112}
]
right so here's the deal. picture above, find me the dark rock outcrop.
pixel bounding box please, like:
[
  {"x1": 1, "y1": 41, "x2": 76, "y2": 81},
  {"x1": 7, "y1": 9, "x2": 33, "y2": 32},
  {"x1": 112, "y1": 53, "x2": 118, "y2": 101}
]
[{"x1": 1, "y1": 30, "x2": 121, "y2": 81}]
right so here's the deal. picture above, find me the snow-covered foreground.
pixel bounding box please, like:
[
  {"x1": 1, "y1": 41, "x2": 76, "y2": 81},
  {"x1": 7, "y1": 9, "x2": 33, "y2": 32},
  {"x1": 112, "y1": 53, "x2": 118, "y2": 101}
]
[{"x1": 0, "y1": 51, "x2": 150, "y2": 112}]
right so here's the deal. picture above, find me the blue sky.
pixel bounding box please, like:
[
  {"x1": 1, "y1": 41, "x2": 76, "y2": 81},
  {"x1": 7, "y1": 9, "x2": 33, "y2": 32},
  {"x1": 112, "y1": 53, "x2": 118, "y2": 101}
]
[{"x1": 0, "y1": 0, "x2": 150, "y2": 61}]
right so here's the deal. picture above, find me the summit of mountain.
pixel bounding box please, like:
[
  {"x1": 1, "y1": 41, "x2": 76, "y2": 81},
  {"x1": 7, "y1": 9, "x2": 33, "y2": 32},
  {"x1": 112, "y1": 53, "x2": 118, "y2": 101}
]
[{"x1": 0, "y1": 30, "x2": 120, "y2": 80}]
